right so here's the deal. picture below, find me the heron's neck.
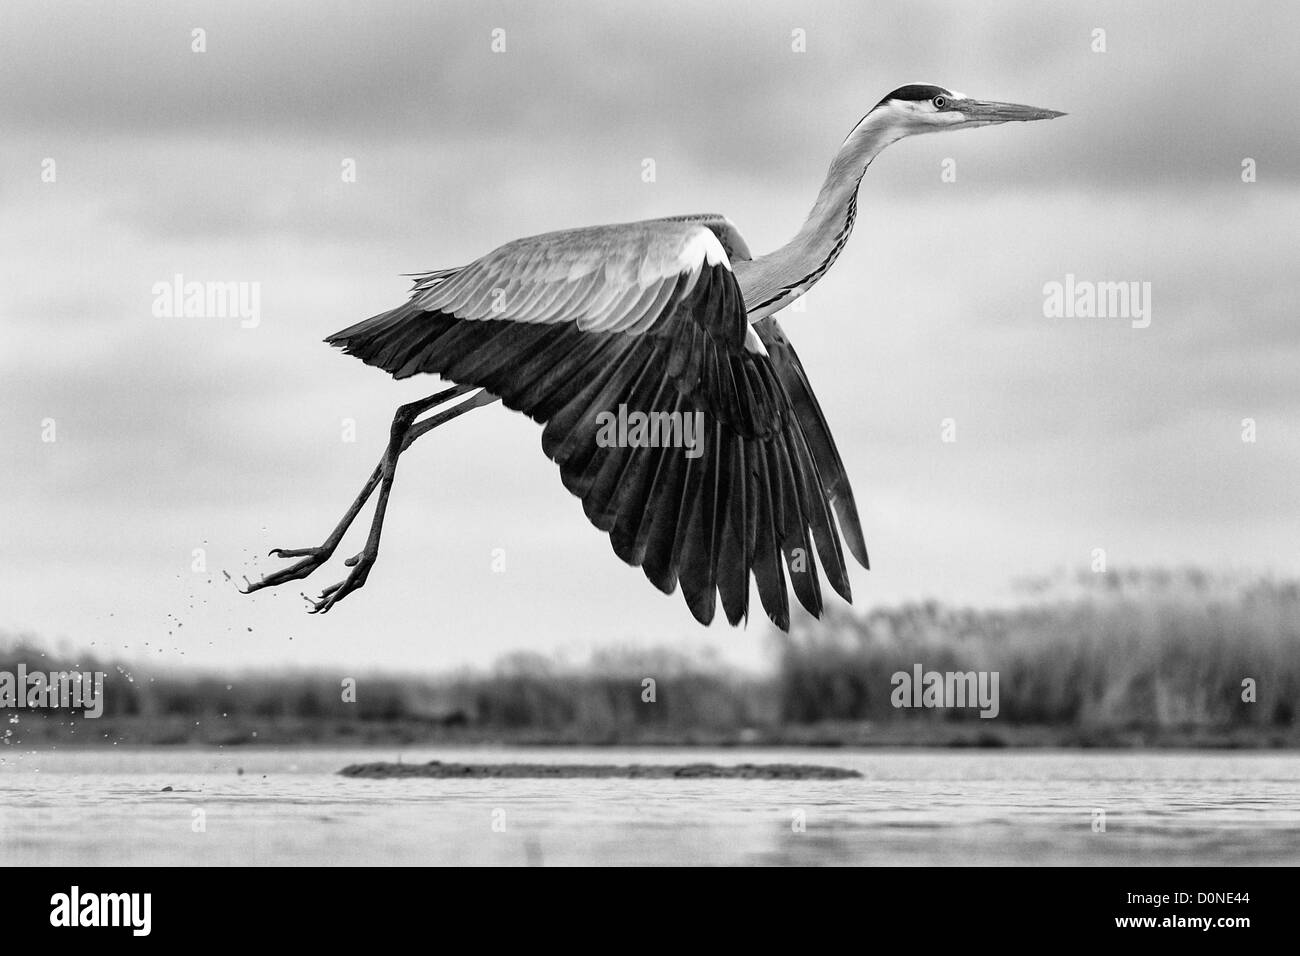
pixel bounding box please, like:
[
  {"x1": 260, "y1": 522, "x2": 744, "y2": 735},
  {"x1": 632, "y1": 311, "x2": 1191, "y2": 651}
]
[{"x1": 745, "y1": 110, "x2": 905, "y2": 316}]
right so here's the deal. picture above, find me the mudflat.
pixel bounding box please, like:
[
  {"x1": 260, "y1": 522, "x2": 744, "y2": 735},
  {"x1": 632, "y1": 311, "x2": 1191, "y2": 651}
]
[{"x1": 339, "y1": 760, "x2": 863, "y2": 779}]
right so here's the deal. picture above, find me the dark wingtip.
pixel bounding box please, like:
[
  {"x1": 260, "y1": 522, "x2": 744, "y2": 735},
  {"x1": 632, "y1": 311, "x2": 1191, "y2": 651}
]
[
  {"x1": 723, "y1": 599, "x2": 747, "y2": 628},
  {"x1": 685, "y1": 587, "x2": 717, "y2": 626}
]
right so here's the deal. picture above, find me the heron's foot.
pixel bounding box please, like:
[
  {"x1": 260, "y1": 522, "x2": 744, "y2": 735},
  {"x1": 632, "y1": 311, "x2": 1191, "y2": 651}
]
[
  {"x1": 305, "y1": 550, "x2": 376, "y2": 614},
  {"x1": 240, "y1": 545, "x2": 335, "y2": 594}
]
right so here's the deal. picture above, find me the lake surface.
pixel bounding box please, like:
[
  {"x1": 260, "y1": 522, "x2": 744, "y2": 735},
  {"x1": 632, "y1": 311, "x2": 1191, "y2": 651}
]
[{"x1": 2, "y1": 748, "x2": 1297, "y2": 865}]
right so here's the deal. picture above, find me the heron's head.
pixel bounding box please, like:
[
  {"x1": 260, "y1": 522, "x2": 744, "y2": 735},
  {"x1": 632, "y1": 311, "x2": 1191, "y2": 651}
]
[{"x1": 870, "y1": 84, "x2": 1065, "y2": 136}]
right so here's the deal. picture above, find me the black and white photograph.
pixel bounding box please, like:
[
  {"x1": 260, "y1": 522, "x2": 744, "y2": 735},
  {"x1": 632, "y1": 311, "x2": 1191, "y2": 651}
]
[{"x1": 1, "y1": 0, "x2": 1295, "y2": 924}]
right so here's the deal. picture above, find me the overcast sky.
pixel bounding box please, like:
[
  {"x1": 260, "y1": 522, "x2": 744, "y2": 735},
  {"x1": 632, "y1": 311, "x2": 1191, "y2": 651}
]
[{"x1": 2, "y1": 0, "x2": 1297, "y2": 673}]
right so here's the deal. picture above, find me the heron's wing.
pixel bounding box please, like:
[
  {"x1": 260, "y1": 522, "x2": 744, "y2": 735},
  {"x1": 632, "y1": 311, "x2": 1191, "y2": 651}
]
[
  {"x1": 327, "y1": 217, "x2": 860, "y2": 629},
  {"x1": 405, "y1": 214, "x2": 750, "y2": 297},
  {"x1": 754, "y1": 316, "x2": 869, "y2": 569}
]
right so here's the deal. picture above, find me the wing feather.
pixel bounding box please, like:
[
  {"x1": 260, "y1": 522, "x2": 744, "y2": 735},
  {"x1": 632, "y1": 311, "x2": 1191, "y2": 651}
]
[
  {"x1": 327, "y1": 216, "x2": 867, "y2": 629},
  {"x1": 755, "y1": 316, "x2": 869, "y2": 569}
]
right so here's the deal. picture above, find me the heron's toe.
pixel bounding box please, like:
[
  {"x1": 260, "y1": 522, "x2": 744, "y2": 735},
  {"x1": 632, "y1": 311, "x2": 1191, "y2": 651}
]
[
  {"x1": 305, "y1": 553, "x2": 375, "y2": 613},
  {"x1": 242, "y1": 545, "x2": 335, "y2": 594},
  {"x1": 269, "y1": 546, "x2": 327, "y2": 559}
]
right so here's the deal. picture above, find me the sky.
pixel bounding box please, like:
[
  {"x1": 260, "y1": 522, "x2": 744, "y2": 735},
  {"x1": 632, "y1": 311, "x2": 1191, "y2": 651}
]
[{"x1": 2, "y1": 0, "x2": 1298, "y2": 673}]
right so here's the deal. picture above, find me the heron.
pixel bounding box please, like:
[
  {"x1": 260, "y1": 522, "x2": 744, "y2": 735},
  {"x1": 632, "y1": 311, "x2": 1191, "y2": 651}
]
[{"x1": 242, "y1": 84, "x2": 1063, "y2": 629}]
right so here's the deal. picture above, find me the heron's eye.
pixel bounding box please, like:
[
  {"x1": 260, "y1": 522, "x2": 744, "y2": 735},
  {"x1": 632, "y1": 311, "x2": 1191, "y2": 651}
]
[{"x1": 932, "y1": 95, "x2": 948, "y2": 110}]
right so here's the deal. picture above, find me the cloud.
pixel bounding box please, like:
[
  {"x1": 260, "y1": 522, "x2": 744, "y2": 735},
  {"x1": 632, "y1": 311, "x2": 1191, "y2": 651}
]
[{"x1": 3, "y1": 0, "x2": 1296, "y2": 189}]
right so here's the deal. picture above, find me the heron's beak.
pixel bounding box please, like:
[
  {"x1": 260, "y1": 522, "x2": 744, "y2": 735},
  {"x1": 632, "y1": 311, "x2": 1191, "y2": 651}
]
[{"x1": 958, "y1": 100, "x2": 1066, "y2": 124}]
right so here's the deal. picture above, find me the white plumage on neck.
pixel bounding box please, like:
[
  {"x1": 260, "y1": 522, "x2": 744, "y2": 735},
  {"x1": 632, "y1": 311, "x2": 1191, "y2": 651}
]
[{"x1": 738, "y1": 105, "x2": 910, "y2": 320}]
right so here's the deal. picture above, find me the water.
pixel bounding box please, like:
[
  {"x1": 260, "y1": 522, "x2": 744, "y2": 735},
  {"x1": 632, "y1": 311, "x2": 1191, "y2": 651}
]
[{"x1": 1, "y1": 748, "x2": 1297, "y2": 865}]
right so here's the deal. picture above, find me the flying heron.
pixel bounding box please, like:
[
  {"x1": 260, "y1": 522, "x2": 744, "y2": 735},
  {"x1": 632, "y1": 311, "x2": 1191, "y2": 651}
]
[{"x1": 242, "y1": 84, "x2": 1064, "y2": 629}]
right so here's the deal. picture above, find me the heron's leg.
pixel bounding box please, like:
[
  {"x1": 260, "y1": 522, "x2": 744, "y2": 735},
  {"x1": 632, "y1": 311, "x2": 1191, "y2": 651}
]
[
  {"x1": 307, "y1": 388, "x2": 501, "y2": 614},
  {"x1": 241, "y1": 384, "x2": 478, "y2": 594}
]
